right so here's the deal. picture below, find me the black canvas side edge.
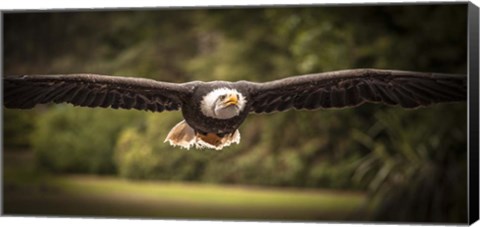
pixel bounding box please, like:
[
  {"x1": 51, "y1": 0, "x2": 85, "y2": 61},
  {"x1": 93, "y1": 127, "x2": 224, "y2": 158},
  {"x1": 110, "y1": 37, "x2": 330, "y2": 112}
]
[
  {"x1": 468, "y1": 2, "x2": 479, "y2": 225},
  {"x1": 0, "y1": 11, "x2": 4, "y2": 216}
]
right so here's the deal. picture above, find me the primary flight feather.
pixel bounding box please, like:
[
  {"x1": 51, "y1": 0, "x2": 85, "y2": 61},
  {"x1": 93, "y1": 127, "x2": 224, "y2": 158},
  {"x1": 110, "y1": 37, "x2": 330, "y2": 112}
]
[{"x1": 3, "y1": 68, "x2": 467, "y2": 150}]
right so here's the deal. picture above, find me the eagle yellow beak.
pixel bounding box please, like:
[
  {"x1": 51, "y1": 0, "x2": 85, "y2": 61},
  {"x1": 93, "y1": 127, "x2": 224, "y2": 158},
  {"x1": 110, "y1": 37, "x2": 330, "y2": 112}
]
[{"x1": 224, "y1": 94, "x2": 238, "y2": 106}]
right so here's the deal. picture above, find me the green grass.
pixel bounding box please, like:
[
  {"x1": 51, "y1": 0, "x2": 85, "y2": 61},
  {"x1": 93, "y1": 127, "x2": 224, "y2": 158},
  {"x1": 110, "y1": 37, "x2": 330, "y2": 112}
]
[{"x1": 3, "y1": 152, "x2": 368, "y2": 221}]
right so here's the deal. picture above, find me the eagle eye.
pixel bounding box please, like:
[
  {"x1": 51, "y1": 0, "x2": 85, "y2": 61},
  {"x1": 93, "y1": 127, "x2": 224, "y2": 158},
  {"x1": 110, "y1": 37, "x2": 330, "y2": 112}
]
[{"x1": 219, "y1": 95, "x2": 226, "y2": 100}]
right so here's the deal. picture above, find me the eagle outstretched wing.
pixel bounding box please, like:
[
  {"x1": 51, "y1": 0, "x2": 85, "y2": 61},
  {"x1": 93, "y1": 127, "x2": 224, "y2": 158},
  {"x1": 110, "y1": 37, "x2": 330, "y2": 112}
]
[
  {"x1": 247, "y1": 69, "x2": 467, "y2": 113},
  {"x1": 3, "y1": 74, "x2": 195, "y2": 112}
]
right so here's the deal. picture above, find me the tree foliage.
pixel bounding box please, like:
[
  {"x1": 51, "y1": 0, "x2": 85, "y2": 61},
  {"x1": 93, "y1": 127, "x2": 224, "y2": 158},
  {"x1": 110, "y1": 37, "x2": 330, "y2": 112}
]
[{"x1": 31, "y1": 107, "x2": 145, "y2": 174}]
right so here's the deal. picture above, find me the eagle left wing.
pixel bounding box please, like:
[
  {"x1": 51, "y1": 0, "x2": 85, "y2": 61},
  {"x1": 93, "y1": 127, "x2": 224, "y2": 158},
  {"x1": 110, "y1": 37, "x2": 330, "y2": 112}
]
[
  {"x1": 247, "y1": 69, "x2": 467, "y2": 113},
  {"x1": 3, "y1": 74, "x2": 197, "y2": 112}
]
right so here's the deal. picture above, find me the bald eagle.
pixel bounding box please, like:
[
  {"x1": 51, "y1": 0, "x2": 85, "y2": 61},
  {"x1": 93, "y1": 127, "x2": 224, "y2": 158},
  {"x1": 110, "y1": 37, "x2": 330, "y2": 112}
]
[{"x1": 3, "y1": 69, "x2": 467, "y2": 150}]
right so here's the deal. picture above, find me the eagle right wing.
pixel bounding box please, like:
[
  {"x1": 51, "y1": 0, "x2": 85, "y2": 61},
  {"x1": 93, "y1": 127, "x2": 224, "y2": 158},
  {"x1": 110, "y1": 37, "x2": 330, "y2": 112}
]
[
  {"x1": 3, "y1": 74, "x2": 198, "y2": 112},
  {"x1": 246, "y1": 69, "x2": 467, "y2": 113}
]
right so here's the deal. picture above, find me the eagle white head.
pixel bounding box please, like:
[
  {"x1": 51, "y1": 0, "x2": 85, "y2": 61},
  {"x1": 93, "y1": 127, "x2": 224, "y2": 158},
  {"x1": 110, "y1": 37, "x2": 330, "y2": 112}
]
[{"x1": 200, "y1": 88, "x2": 247, "y2": 119}]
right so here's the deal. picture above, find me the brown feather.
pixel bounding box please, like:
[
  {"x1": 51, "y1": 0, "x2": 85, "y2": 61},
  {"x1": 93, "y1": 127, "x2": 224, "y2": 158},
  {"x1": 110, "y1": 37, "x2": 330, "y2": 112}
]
[{"x1": 247, "y1": 69, "x2": 466, "y2": 113}]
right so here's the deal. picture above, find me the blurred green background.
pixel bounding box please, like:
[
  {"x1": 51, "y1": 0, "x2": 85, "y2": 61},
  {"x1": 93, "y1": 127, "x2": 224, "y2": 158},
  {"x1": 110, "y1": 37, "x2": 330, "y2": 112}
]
[{"x1": 3, "y1": 4, "x2": 468, "y2": 223}]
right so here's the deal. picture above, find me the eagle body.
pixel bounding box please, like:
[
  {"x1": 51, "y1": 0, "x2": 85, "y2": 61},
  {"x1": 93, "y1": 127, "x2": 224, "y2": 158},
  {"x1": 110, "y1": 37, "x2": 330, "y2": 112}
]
[
  {"x1": 182, "y1": 81, "x2": 251, "y2": 135},
  {"x1": 164, "y1": 81, "x2": 253, "y2": 149},
  {"x1": 3, "y1": 69, "x2": 467, "y2": 150}
]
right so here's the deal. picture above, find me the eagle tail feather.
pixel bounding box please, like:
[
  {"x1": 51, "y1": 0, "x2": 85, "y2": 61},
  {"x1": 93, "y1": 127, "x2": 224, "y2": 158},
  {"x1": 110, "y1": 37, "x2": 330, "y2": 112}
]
[
  {"x1": 164, "y1": 120, "x2": 240, "y2": 150},
  {"x1": 164, "y1": 120, "x2": 197, "y2": 150}
]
